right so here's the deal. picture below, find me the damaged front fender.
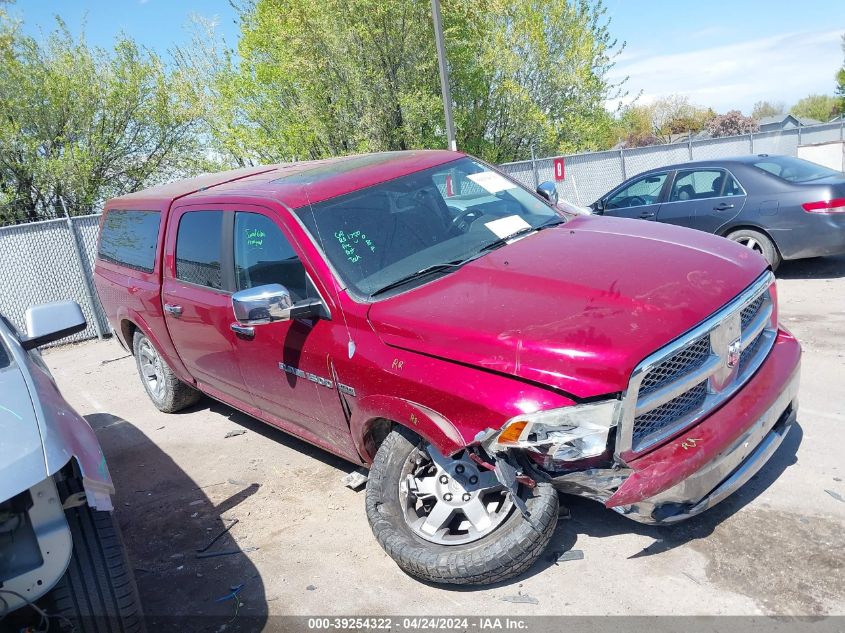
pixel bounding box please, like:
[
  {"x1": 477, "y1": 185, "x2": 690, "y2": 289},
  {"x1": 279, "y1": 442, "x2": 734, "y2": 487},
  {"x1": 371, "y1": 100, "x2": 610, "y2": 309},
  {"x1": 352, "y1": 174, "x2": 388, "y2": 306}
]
[{"x1": 2, "y1": 328, "x2": 114, "y2": 511}]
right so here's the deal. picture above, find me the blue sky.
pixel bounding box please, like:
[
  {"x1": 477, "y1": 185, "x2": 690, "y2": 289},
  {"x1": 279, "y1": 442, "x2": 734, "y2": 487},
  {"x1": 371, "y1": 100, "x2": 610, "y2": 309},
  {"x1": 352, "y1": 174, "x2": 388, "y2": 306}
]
[{"x1": 12, "y1": 0, "x2": 845, "y2": 115}]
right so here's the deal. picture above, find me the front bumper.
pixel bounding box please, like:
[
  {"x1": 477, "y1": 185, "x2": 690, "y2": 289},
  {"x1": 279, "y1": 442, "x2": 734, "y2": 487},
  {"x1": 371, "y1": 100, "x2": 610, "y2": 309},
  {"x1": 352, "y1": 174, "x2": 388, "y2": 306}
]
[{"x1": 548, "y1": 328, "x2": 801, "y2": 524}]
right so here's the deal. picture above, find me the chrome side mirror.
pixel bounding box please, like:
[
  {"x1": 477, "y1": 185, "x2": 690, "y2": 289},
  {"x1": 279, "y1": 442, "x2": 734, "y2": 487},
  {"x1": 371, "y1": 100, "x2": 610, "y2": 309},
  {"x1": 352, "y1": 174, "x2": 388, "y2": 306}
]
[
  {"x1": 232, "y1": 283, "x2": 323, "y2": 324},
  {"x1": 536, "y1": 181, "x2": 559, "y2": 205},
  {"x1": 21, "y1": 301, "x2": 87, "y2": 350}
]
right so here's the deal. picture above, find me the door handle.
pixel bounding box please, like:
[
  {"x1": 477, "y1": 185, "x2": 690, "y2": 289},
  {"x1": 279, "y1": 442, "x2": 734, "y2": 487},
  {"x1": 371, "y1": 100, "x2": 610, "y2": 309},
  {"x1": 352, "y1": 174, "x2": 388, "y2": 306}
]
[
  {"x1": 714, "y1": 203, "x2": 735, "y2": 211},
  {"x1": 230, "y1": 323, "x2": 255, "y2": 338},
  {"x1": 639, "y1": 211, "x2": 656, "y2": 219},
  {"x1": 164, "y1": 303, "x2": 183, "y2": 317}
]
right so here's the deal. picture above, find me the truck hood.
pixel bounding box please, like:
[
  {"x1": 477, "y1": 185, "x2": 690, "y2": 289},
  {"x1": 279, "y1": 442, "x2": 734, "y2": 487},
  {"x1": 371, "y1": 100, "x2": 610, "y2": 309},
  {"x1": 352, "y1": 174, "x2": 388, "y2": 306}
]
[
  {"x1": 0, "y1": 365, "x2": 46, "y2": 501},
  {"x1": 367, "y1": 215, "x2": 768, "y2": 399}
]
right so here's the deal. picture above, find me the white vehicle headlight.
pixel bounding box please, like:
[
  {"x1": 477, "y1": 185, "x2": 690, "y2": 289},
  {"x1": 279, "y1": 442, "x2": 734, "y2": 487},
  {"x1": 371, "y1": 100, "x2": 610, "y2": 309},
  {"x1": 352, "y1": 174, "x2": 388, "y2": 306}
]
[{"x1": 485, "y1": 400, "x2": 620, "y2": 463}]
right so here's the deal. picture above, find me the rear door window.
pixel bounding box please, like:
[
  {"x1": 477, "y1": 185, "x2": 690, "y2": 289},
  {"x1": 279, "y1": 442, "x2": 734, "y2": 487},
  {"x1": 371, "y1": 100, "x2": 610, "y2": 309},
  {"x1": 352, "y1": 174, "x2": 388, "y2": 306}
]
[
  {"x1": 98, "y1": 210, "x2": 161, "y2": 272},
  {"x1": 175, "y1": 211, "x2": 224, "y2": 290},
  {"x1": 668, "y1": 170, "x2": 726, "y2": 202}
]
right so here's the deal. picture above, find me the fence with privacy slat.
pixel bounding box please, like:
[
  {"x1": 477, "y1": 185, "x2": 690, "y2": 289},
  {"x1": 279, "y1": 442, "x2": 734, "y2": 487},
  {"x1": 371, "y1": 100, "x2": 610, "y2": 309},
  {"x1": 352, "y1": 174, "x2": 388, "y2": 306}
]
[
  {"x1": 2, "y1": 120, "x2": 844, "y2": 345},
  {"x1": 498, "y1": 120, "x2": 845, "y2": 205}
]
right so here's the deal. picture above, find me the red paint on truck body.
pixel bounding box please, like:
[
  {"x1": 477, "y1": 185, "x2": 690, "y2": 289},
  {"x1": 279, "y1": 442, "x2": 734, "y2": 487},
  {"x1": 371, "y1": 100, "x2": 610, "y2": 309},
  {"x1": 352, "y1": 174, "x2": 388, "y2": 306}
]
[{"x1": 93, "y1": 150, "x2": 799, "y2": 516}]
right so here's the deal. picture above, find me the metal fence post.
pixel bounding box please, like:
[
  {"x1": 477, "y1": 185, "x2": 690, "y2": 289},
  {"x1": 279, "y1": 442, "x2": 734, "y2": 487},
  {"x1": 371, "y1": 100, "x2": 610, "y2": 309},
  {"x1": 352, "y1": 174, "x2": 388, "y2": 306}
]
[
  {"x1": 59, "y1": 199, "x2": 104, "y2": 341},
  {"x1": 530, "y1": 145, "x2": 539, "y2": 188},
  {"x1": 688, "y1": 131, "x2": 693, "y2": 160},
  {"x1": 749, "y1": 131, "x2": 754, "y2": 153},
  {"x1": 619, "y1": 148, "x2": 626, "y2": 180},
  {"x1": 798, "y1": 124, "x2": 802, "y2": 146},
  {"x1": 840, "y1": 118, "x2": 843, "y2": 141}
]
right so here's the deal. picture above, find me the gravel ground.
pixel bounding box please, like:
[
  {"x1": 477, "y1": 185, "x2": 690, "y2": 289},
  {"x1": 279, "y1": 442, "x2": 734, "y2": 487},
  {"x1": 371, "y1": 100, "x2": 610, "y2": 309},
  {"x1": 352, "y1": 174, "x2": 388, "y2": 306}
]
[{"x1": 42, "y1": 254, "x2": 845, "y2": 630}]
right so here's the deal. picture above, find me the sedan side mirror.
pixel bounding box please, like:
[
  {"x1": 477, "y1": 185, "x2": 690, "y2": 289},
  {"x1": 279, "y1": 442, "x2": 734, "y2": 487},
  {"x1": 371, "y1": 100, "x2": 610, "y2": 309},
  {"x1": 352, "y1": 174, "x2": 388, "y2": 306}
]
[
  {"x1": 536, "y1": 181, "x2": 559, "y2": 205},
  {"x1": 592, "y1": 198, "x2": 606, "y2": 215},
  {"x1": 232, "y1": 283, "x2": 322, "y2": 324},
  {"x1": 21, "y1": 301, "x2": 87, "y2": 350}
]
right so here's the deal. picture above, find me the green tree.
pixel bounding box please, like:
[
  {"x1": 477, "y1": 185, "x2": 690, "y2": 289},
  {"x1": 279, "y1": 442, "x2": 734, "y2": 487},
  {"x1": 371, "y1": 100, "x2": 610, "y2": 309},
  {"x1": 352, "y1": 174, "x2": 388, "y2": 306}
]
[
  {"x1": 0, "y1": 10, "x2": 203, "y2": 223},
  {"x1": 751, "y1": 100, "x2": 785, "y2": 120},
  {"x1": 614, "y1": 95, "x2": 714, "y2": 146},
  {"x1": 202, "y1": 0, "x2": 625, "y2": 164},
  {"x1": 790, "y1": 94, "x2": 840, "y2": 122}
]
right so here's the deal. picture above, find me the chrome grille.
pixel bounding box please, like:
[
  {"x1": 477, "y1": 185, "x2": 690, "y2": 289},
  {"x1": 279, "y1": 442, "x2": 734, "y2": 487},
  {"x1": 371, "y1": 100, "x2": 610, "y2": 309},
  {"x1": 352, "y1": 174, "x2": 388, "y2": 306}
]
[
  {"x1": 638, "y1": 335, "x2": 710, "y2": 396},
  {"x1": 632, "y1": 382, "x2": 708, "y2": 445},
  {"x1": 740, "y1": 295, "x2": 764, "y2": 329},
  {"x1": 619, "y1": 272, "x2": 777, "y2": 454},
  {"x1": 739, "y1": 330, "x2": 766, "y2": 374}
]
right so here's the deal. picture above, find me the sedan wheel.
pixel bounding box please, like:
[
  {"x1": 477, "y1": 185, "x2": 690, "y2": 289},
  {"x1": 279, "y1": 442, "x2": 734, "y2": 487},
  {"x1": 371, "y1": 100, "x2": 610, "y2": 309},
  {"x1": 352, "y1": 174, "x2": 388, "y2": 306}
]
[{"x1": 727, "y1": 228, "x2": 781, "y2": 270}]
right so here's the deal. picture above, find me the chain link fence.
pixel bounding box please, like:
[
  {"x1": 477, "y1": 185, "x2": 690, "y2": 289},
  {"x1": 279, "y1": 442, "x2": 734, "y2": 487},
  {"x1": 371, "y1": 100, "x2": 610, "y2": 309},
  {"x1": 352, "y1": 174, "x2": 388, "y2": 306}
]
[
  {"x1": 0, "y1": 214, "x2": 108, "y2": 345},
  {"x1": 1, "y1": 120, "x2": 844, "y2": 346},
  {"x1": 499, "y1": 120, "x2": 845, "y2": 205}
]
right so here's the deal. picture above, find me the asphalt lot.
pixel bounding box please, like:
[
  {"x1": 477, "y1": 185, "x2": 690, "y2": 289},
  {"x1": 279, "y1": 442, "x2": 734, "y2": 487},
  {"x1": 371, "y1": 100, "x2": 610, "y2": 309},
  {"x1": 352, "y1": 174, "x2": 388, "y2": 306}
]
[{"x1": 43, "y1": 254, "x2": 845, "y2": 630}]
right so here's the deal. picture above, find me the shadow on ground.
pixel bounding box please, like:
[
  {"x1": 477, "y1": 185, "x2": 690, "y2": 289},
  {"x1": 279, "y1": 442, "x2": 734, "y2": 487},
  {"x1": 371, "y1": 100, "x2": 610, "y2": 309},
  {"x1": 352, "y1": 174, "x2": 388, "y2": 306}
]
[
  {"x1": 84, "y1": 412, "x2": 268, "y2": 632},
  {"x1": 776, "y1": 254, "x2": 845, "y2": 280}
]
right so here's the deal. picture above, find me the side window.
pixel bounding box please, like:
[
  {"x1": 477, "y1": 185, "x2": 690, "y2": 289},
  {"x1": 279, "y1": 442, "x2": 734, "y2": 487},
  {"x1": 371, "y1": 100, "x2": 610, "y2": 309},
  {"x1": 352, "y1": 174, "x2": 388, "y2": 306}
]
[
  {"x1": 234, "y1": 212, "x2": 309, "y2": 302},
  {"x1": 98, "y1": 210, "x2": 161, "y2": 272},
  {"x1": 669, "y1": 170, "x2": 725, "y2": 202},
  {"x1": 0, "y1": 338, "x2": 10, "y2": 370},
  {"x1": 176, "y1": 211, "x2": 223, "y2": 290},
  {"x1": 722, "y1": 173, "x2": 744, "y2": 197},
  {"x1": 607, "y1": 173, "x2": 667, "y2": 209}
]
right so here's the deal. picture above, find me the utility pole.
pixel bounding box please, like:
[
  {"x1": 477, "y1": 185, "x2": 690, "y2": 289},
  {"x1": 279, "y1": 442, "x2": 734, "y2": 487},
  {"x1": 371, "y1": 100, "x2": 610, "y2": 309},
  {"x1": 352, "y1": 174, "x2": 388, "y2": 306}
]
[{"x1": 431, "y1": 0, "x2": 457, "y2": 151}]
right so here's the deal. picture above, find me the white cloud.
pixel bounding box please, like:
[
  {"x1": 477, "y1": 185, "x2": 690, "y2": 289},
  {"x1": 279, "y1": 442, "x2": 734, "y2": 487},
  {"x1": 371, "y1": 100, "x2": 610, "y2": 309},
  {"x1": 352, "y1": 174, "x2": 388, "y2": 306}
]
[{"x1": 609, "y1": 29, "x2": 844, "y2": 113}]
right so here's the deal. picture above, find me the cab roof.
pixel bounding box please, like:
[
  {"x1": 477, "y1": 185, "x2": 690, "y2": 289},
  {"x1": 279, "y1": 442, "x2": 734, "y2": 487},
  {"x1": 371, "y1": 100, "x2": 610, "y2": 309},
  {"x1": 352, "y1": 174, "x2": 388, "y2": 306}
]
[{"x1": 108, "y1": 150, "x2": 464, "y2": 211}]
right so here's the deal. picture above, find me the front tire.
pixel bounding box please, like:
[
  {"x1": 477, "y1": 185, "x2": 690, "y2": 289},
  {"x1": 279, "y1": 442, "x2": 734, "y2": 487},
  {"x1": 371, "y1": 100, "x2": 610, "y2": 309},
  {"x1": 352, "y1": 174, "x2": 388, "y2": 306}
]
[
  {"x1": 133, "y1": 331, "x2": 200, "y2": 413},
  {"x1": 365, "y1": 426, "x2": 558, "y2": 585},
  {"x1": 727, "y1": 228, "x2": 781, "y2": 270},
  {"x1": 45, "y1": 478, "x2": 146, "y2": 632}
]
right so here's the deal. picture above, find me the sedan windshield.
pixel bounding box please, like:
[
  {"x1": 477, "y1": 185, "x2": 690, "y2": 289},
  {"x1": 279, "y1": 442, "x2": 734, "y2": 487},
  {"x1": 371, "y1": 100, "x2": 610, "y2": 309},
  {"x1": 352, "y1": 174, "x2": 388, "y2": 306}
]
[
  {"x1": 294, "y1": 158, "x2": 562, "y2": 297},
  {"x1": 753, "y1": 156, "x2": 844, "y2": 183}
]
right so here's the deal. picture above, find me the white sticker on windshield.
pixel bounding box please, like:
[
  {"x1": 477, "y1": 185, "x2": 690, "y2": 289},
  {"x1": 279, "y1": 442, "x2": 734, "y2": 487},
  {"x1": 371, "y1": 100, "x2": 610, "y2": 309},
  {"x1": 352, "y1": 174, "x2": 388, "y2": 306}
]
[
  {"x1": 467, "y1": 171, "x2": 518, "y2": 194},
  {"x1": 484, "y1": 215, "x2": 531, "y2": 239}
]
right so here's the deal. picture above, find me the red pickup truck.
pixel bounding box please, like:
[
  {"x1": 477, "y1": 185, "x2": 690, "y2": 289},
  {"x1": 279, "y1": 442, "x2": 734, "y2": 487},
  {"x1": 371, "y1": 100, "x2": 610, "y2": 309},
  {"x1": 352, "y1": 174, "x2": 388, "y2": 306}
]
[{"x1": 94, "y1": 150, "x2": 801, "y2": 585}]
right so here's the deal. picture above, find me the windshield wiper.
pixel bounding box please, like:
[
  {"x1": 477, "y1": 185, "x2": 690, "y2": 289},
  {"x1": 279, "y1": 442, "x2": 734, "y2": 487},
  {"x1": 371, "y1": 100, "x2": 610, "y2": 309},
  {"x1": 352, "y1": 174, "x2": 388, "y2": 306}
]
[
  {"x1": 369, "y1": 218, "x2": 564, "y2": 297},
  {"x1": 370, "y1": 260, "x2": 468, "y2": 297},
  {"x1": 478, "y1": 217, "x2": 564, "y2": 254}
]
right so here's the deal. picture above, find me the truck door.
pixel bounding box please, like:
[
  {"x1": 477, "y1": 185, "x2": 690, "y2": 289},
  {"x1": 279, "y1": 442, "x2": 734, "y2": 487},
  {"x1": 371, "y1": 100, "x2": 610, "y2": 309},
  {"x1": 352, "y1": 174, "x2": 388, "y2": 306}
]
[
  {"x1": 658, "y1": 168, "x2": 744, "y2": 232},
  {"x1": 161, "y1": 207, "x2": 253, "y2": 404},
  {"x1": 226, "y1": 208, "x2": 353, "y2": 452}
]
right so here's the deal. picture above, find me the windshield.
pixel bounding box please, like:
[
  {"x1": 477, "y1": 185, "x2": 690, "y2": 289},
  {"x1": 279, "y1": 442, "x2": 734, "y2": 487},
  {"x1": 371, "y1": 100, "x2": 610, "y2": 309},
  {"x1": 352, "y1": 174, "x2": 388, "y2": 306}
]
[
  {"x1": 753, "y1": 156, "x2": 844, "y2": 183},
  {"x1": 294, "y1": 157, "x2": 561, "y2": 297}
]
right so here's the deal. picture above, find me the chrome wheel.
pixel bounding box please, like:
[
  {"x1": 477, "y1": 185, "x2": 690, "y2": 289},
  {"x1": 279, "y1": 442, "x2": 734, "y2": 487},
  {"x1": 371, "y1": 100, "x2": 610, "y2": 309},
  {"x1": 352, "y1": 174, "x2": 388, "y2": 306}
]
[
  {"x1": 138, "y1": 339, "x2": 166, "y2": 400},
  {"x1": 399, "y1": 444, "x2": 513, "y2": 545},
  {"x1": 734, "y1": 235, "x2": 764, "y2": 256}
]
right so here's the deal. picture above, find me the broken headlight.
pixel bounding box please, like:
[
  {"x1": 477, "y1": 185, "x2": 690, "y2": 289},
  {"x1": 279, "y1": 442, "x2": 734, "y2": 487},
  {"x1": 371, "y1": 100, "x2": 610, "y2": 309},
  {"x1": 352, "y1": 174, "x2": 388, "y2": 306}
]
[{"x1": 484, "y1": 400, "x2": 620, "y2": 463}]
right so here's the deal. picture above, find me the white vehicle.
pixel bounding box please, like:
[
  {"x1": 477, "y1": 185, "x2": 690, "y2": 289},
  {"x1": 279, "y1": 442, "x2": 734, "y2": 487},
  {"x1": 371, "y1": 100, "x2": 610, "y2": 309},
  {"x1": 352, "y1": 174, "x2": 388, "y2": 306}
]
[{"x1": 0, "y1": 301, "x2": 144, "y2": 631}]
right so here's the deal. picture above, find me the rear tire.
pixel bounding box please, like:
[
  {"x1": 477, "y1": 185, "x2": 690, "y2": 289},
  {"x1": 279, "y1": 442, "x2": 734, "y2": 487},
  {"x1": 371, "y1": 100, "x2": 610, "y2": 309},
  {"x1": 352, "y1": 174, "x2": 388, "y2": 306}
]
[
  {"x1": 727, "y1": 228, "x2": 781, "y2": 270},
  {"x1": 132, "y1": 331, "x2": 200, "y2": 413},
  {"x1": 44, "y1": 478, "x2": 146, "y2": 633},
  {"x1": 365, "y1": 426, "x2": 558, "y2": 585}
]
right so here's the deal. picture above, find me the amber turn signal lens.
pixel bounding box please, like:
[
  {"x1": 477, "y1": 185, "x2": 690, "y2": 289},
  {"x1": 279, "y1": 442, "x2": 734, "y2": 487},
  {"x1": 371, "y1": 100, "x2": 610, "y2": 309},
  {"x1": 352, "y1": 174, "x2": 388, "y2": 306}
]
[{"x1": 497, "y1": 420, "x2": 528, "y2": 445}]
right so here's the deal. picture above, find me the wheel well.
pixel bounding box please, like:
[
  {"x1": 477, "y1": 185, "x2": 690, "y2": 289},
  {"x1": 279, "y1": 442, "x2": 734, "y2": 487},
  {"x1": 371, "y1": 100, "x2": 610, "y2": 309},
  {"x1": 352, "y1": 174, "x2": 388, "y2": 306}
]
[
  {"x1": 120, "y1": 320, "x2": 137, "y2": 354},
  {"x1": 720, "y1": 223, "x2": 781, "y2": 249},
  {"x1": 362, "y1": 418, "x2": 395, "y2": 462}
]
